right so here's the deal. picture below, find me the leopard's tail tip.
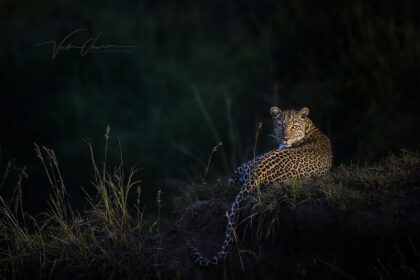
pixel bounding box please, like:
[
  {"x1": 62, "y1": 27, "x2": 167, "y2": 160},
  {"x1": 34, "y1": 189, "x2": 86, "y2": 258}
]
[{"x1": 190, "y1": 246, "x2": 225, "y2": 267}]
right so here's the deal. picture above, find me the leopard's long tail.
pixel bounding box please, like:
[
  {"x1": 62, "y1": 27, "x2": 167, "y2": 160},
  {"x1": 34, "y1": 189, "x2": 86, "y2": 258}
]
[{"x1": 190, "y1": 184, "x2": 248, "y2": 266}]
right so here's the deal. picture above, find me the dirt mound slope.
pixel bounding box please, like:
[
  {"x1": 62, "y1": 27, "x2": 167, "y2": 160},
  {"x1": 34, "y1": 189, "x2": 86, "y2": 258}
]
[{"x1": 156, "y1": 155, "x2": 420, "y2": 279}]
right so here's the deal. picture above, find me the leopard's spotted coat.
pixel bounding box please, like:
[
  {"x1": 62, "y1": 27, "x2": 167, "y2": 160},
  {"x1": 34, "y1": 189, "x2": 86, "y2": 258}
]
[{"x1": 191, "y1": 106, "x2": 332, "y2": 266}]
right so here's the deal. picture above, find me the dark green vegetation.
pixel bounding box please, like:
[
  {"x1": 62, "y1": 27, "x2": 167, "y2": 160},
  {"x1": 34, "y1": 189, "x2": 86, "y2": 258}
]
[
  {"x1": 1, "y1": 0, "x2": 419, "y2": 213},
  {"x1": 1, "y1": 141, "x2": 419, "y2": 279}
]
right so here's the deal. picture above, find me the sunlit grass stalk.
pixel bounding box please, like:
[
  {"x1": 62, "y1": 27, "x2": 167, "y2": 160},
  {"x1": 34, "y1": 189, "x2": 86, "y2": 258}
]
[
  {"x1": 103, "y1": 125, "x2": 110, "y2": 182},
  {"x1": 157, "y1": 189, "x2": 161, "y2": 235},
  {"x1": 204, "y1": 141, "x2": 223, "y2": 179},
  {"x1": 226, "y1": 211, "x2": 245, "y2": 271},
  {"x1": 253, "y1": 122, "x2": 263, "y2": 160}
]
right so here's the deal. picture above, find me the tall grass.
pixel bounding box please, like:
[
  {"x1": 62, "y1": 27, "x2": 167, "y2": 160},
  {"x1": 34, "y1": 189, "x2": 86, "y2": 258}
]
[{"x1": 0, "y1": 129, "x2": 152, "y2": 279}]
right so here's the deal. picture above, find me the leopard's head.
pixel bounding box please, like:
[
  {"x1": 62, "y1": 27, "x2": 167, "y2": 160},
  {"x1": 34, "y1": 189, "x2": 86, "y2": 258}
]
[{"x1": 270, "y1": 106, "x2": 311, "y2": 148}]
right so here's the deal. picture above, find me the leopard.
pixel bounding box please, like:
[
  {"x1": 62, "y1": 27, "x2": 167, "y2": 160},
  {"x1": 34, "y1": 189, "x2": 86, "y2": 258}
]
[{"x1": 191, "y1": 106, "x2": 332, "y2": 266}]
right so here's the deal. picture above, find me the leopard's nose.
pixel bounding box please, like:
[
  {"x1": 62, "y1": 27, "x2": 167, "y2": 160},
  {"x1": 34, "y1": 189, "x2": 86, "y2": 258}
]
[{"x1": 283, "y1": 136, "x2": 290, "y2": 141}]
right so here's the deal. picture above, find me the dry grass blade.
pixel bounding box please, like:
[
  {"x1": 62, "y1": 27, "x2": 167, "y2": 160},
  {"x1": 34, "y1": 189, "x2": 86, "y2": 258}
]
[
  {"x1": 226, "y1": 211, "x2": 245, "y2": 271},
  {"x1": 0, "y1": 160, "x2": 13, "y2": 194},
  {"x1": 318, "y1": 259, "x2": 358, "y2": 280},
  {"x1": 204, "y1": 141, "x2": 223, "y2": 179},
  {"x1": 193, "y1": 85, "x2": 230, "y2": 175}
]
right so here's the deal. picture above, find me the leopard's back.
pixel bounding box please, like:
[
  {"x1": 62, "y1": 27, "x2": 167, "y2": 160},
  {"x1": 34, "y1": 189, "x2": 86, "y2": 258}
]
[{"x1": 230, "y1": 130, "x2": 331, "y2": 187}]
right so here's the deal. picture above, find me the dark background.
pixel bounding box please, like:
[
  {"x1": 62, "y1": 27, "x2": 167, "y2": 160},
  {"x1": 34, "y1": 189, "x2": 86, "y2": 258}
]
[{"x1": 1, "y1": 0, "x2": 419, "y2": 213}]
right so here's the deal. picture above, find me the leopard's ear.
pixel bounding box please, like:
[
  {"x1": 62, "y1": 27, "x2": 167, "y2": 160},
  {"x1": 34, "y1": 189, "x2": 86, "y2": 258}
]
[
  {"x1": 270, "y1": 106, "x2": 282, "y2": 118},
  {"x1": 298, "y1": 107, "x2": 309, "y2": 119}
]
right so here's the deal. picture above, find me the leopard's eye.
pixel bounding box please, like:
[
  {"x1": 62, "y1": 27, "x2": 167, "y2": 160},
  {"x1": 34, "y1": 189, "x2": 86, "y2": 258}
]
[{"x1": 291, "y1": 125, "x2": 299, "y2": 130}]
